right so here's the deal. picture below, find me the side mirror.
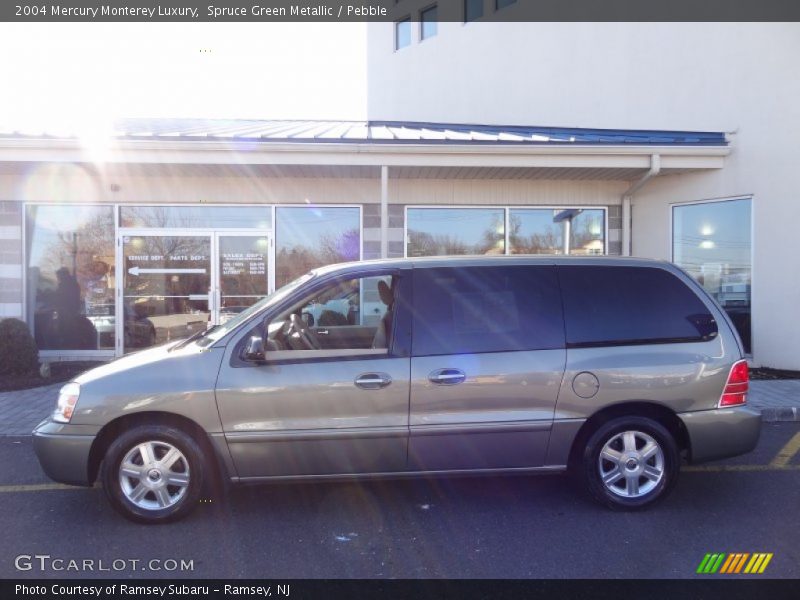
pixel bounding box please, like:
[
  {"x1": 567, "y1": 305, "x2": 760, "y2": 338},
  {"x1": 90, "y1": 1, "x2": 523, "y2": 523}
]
[{"x1": 243, "y1": 335, "x2": 266, "y2": 362}]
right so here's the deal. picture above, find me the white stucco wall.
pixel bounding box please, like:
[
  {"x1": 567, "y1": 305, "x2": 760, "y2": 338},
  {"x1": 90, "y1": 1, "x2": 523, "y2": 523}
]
[
  {"x1": 367, "y1": 22, "x2": 800, "y2": 369},
  {"x1": 367, "y1": 22, "x2": 798, "y2": 131}
]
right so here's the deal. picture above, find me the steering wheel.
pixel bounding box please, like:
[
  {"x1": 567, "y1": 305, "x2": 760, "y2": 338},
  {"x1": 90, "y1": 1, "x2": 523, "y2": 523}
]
[{"x1": 288, "y1": 313, "x2": 322, "y2": 350}]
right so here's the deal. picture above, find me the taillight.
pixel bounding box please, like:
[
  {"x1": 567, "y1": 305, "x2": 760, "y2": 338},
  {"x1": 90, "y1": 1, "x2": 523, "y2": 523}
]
[{"x1": 719, "y1": 360, "x2": 748, "y2": 407}]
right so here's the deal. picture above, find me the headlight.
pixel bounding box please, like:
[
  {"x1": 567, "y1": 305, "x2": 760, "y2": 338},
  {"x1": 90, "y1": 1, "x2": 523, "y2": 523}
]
[{"x1": 53, "y1": 382, "x2": 80, "y2": 423}]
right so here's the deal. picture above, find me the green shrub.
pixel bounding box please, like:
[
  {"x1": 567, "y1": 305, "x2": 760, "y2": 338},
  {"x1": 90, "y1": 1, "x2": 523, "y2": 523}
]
[{"x1": 0, "y1": 318, "x2": 39, "y2": 376}]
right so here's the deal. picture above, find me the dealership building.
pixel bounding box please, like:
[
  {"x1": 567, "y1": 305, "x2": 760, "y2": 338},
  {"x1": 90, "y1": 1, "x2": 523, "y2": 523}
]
[{"x1": 0, "y1": 19, "x2": 797, "y2": 369}]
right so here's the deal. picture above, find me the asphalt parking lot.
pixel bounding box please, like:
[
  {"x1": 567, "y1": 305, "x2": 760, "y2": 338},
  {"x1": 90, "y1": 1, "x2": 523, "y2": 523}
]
[{"x1": 0, "y1": 422, "x2": 797, "y2": 579}]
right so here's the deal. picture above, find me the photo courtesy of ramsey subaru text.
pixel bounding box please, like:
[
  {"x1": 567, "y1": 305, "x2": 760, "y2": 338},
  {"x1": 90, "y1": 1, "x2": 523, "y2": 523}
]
[{"x1": 32, "y1": 256, "x2": 760, "y2": 523}]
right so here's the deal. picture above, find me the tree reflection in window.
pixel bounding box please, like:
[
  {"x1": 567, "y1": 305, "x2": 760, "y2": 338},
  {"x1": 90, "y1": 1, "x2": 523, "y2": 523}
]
[
  {"x1": 275, "y1": 207, "x2": 361, "y2": 287},
  {"x1": 509, "y1": 210, "x2": 562, "y2": 254},
  {"x1": 407, "y1": 208, "x2": 505, "y2": 257},
  {"x1": 570, "y1": 210, "x2": 605, "y2": 255},
  {"x1": 26, "y1": 205, "x2": 115, "y2": 350},
  {"x1": 509, "y1": 209, "x2": 605, "y2": 255}
]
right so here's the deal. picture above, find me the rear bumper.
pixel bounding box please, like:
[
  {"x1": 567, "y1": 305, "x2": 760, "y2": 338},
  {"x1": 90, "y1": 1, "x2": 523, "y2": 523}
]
[
  {"x1": 678, "y1": 405, "x2": 761, "y2": 464},
  {"x1": 32, "y1": 419, "x2": 95, "y2": 486}
]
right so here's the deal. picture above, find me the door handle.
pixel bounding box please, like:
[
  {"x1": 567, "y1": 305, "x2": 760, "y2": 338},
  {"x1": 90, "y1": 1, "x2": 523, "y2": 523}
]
[
  {"x1": 355, "y1": 372, "x2": 392, "y2": 390},
  {"x1": 428, "y1": 368, "x2": 466, "y2": 385},
  {"x1": 316, "y1": 329, "x2": 329, "y2": 335}
]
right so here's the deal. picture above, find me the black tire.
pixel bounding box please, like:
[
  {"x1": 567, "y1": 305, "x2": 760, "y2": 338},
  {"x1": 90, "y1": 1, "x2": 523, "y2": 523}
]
[
  {"x1": 581, "y1": 416, "x2": 679, "y2": 511},
  {"x1": 101, "y1": 425, "x2": 205, "y2": 524}
]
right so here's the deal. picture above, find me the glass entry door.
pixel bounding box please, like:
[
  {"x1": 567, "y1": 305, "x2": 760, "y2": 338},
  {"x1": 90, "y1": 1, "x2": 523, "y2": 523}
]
[
  {"x1": 120, "y1": 231, "x2": 272, "y2": 354},
  {"x1": 121, "y1": 233, "x2": 212, "y2": 353}
]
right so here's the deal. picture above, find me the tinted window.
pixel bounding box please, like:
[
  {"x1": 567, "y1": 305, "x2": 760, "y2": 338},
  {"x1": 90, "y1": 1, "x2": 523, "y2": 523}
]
[
  {"x1": 465, "y1": 0, "x2": 483, "y2": 21},
  {"x1": 559, "y1": 266, "x2": 718, "y2": 347},
  {"x1": 412, "y1": 266, "x2": 563, "y2": 356}
]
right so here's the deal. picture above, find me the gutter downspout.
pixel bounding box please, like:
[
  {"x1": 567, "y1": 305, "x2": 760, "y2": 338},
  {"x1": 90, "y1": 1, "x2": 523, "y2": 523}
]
[
  {"x1": 380, "y1": 165, "x2": 389, "y2": 259},
  {"x1": 621, "y1": 154, "x2": 661, "y2": 256}
]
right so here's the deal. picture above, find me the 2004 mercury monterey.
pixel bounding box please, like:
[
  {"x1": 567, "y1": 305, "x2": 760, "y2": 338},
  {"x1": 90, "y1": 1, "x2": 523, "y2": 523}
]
[{"x1": 33, "y1": 256, "x2": 761, "y2": 523}]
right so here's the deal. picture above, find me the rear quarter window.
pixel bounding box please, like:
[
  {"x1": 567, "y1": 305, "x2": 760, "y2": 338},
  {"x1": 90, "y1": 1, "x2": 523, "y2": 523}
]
[
  {"x1": 412, "y1": 266, "x2": 564, "y2": 356},
  {"x1": 558, "y1": 265, "x2": 718, "y2": 347}
]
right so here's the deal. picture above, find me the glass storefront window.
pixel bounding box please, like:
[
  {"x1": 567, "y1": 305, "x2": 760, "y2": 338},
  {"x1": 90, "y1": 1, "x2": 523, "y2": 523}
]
[
  {"x1": 409, "y1": 207, "x2": 604, "y2": 257},
  {"x1": 569, "y1": 209, "x2": 606, "y2": 255},
  {"x1": 120, "y1": 205, "x2": 272, "y2": 229},
  {"x1": 509, "y1": 209, "x2": 563, "y2": 254},
  {"x1": 672, "y1": 198, "x2": 752, "y2": 353},
  {"x1": 26, "y1": 204, "x2": 115, "y2": 350},
  {"x1": 509, "y1": 208, "x2": 605, "y2": 255},
  {"x1": 407, "y1": 208, "x2": 505, "y2": 257},
  {"x1": 275, "y1": 207, "x2": 361, "y2": 287}
]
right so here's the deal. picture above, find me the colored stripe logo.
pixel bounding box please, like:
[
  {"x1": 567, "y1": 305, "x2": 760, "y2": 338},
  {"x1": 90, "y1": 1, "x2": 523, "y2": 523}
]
[{"x1": 697, "y1": 553, "x2": 773, "y2": 574}]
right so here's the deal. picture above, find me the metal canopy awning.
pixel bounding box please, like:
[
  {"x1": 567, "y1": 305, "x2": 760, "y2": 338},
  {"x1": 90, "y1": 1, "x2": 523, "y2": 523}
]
[
  {"x1": 0, "y1": 118, "x2": 728, "y2": 146},
  {"x1": 0, "y1": 118, "x2": 729, "y2": 180}
]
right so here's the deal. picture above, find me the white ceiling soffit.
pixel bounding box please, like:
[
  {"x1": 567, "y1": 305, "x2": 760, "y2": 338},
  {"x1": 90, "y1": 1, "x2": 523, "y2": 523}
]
[{"x1": 0, "y1": 161, "x2": 719, "y2": 181}]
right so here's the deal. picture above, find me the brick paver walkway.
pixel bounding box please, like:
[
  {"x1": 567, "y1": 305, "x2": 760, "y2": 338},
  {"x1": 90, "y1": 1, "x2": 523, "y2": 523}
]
[{"x1": 0, "y1": 383, "x2": 61, "y2": 435}]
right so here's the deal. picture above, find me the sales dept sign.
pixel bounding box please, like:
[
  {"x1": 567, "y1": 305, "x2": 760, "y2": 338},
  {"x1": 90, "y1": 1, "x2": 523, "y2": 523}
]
[{"x1": 222, "y1": 252, "x2": 266, "y2": 276}]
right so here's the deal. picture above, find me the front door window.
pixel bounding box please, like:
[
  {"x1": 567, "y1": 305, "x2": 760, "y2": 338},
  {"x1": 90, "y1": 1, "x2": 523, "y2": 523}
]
[{"x1": 264, "y1": 274, "x2": 393, "y2": 356}]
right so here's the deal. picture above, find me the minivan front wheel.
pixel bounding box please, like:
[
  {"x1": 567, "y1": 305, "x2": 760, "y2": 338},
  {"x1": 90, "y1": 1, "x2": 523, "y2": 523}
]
[
  {"x1": 101, "y1": 425, "x2": 204, "y2": 523},
  {"x1": 582, "y1": 417, "x2": 679, "y2": 510}
]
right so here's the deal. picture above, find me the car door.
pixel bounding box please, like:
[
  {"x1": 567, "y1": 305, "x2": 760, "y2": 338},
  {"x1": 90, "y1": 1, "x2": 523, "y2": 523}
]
[
  {"x1": 408, "y1": 264, "x2": 566, "y2": 471},
  {"x1": 216, "y1": 269, "x2": 412, "y2": 478}
]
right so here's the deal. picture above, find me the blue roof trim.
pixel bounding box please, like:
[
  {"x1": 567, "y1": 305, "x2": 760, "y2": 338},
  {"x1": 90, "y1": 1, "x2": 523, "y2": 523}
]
[
  {"x1": 368, "y1": 120, "x2": 726, "y2": 144},
  {"x1": 0, "y1": 118, "x2": 728, "y2": 146}
]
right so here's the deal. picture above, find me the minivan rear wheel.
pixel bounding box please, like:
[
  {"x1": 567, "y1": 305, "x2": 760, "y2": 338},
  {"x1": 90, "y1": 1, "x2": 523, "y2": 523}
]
[
  {"x1": 581, "y1": 416, "x2": 679, "y2": 510},
  {"x1": 101, "y1": 425, "x2": 204, "y2": 524}
]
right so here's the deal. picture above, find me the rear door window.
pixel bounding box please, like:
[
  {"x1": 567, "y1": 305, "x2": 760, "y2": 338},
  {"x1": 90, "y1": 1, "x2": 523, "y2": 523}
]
[
  {"x1": 411, "y1": 266, "x2": 564, "y2": 356},
  {"x1": 558, "y1": 266, "x2": 718, "y2": 347}
]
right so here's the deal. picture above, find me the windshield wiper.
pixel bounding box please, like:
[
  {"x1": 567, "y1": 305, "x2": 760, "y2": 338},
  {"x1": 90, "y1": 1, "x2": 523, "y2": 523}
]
[{"x1": 170, "y1": 325, "x2": 219, "y2": 351}]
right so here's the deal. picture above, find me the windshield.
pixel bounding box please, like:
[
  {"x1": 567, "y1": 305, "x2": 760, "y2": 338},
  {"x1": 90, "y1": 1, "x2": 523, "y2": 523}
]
[{"x1": 194, "y1": 272, "x2": 315, "y2": 347}]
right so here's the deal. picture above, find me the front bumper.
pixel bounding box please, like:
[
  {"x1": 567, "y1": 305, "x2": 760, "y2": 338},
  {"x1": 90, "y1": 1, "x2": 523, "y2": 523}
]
[
  {"x1": 32, "y1": 419, "x2": 96, "y2": 486},
  {"x1": 678, "y1": 405, "x2": 761, "y2": 464}
]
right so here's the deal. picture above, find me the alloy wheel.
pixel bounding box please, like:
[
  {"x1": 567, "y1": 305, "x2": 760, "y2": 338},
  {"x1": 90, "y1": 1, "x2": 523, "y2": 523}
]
[
  {"x1": 598, "y1": 430, "x2": 664, "y2": 498},
  {"x1": 118, "y1": 440, "x2": 190, "y2": 510}
]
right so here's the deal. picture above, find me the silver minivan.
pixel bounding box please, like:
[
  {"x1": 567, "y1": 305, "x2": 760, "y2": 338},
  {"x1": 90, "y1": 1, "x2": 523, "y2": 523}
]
[{"x1": 33, "y1": 257, "x2": 761, "y2": 523}]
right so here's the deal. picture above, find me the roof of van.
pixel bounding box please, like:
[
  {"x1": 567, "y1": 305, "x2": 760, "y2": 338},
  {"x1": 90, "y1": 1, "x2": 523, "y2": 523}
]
[{"x1": 311, "y1": 255, "x2": 669, "y2": 276}]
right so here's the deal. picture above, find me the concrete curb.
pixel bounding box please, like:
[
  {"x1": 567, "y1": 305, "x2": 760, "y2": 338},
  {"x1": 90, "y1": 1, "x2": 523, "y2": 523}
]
[{"x1": 758, "y1": 407, "x2": 800, "y2": 422}]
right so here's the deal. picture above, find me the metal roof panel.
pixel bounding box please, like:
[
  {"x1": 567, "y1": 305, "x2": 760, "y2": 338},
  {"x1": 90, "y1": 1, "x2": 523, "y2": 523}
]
[{"x1": 0, "y1": 117, "x2": 728, "y2": 146}]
